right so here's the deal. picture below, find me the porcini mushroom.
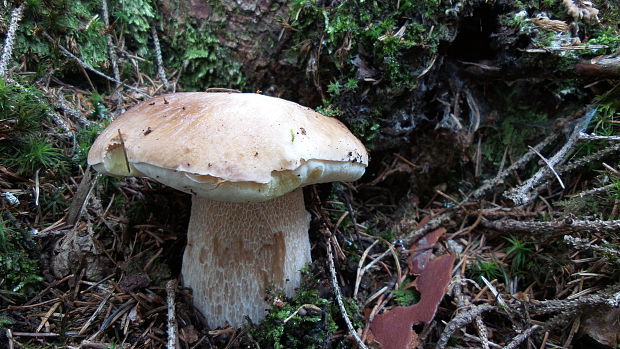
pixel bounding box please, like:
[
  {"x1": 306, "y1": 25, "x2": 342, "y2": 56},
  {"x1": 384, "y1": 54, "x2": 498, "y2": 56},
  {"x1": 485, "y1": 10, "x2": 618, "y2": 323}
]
[{"x1": 88, "y1": 92, "x2": 368, "y2": 327}]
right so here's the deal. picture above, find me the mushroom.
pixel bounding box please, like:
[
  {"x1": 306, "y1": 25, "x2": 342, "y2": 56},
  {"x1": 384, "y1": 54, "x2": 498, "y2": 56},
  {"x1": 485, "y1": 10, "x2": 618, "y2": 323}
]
[{"x1": 88, "y1": 92, "x2": 368, "y2": 327}]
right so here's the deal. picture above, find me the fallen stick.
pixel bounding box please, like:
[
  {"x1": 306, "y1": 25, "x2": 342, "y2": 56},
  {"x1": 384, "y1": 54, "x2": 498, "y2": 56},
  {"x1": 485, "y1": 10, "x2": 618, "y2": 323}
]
[
  {"x1": 505, "y1": 107, "x2": 597, "y2": 205},
  {"x1": 579, "y1": 133, "x2": 620, "y2": 141},
  {"x1": 502, "y1": 325, "x2": 542, "y2": 349},
  {"x1": 470, "y1": 133, "x2": 558, "y2": 200},
  {"x1": 436, "y1": 304, "x2": 495, "y2": 349},
  {"x1": 151, "y1": 24, "x2": 170, "y2": 91},
  {"x1": 327, "y1": 236, "x2": 368, "y2": 349},
  {"x1": 564, "y1": 235, "x2": 620, "y2": 256},
  {"x1": 42, "y1": 32, "x2": 151, "y2": 98},
  {"x1": 0, "y1": 2, "x2": 25, "y2": 77},
  {"x1": 166, "y1": 279, "x2": 179, "y2": 349},
  {"x1": 480, "y1": 218, "x2": 620, "y2": 235}
]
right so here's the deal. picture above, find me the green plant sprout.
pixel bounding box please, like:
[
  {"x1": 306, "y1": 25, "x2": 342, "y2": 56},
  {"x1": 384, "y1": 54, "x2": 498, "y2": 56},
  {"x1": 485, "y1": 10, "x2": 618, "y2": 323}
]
[
  {"x1": 10, "y1": 139, "x2": 66, "y2": 175},
  {"x1": 505, "y1": 236, "x2": 534, "y2": 273}
]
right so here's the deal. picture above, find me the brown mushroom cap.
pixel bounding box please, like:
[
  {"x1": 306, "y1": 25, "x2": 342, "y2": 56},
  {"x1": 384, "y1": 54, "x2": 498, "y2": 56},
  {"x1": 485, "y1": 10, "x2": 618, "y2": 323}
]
[{"x1": 88, "y1": 92, "x2": 368, "y2": 202}]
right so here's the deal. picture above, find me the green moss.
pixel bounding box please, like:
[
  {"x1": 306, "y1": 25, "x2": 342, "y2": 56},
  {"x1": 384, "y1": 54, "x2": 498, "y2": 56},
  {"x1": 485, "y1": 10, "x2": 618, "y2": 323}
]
[
  {"x1": 505, "y1": 236, "x2": 534, "y2": 274},
  {"x1": 591, "y1": 102, "x2": 619, "y2": 136},
  {"x1": 73, "y1": 122, "x2": 106, "y2": 165},
  {"x1": 0, "y1": 220, "x2": 43, "y2": 294},
  {"x1": 40, "y1": 188, "x2": 70, "y2": 219},
  {"x1": 556, "y1": 194, "x2": 614, "y2": 219},
  {"x1": 5, "y1": 139, "x2": 67, "y2": 175},
  {"x1": 163, "y1": 19, "x2": 245, "y2": 90},
  {"x1": 113, "y1": 0, "x2": 157, "y2": 57},
  {"x1": 13, "y1": 0, "x2": 108, "y2": 73},
  {"x1": 391, "y1": 279, "x2": 420, "y2": 306},
  {"x1": 0, "y1": 78, "x2": 49, "y2": 133},
  {"x1": 6, "y1": 0, "x2": 245, "y2": 91},
  {"x1": 586, "y1": 27, "x2": 620, "y2": 54},
  {"x1": 480, "y1": 85, "x2": 551, "y2": 166},
  {"x1": 286, "y1": 0, "x2": 449, "y2": 147},
  {"x1": 253, "y1": 268, "x2": 338, "y2": 348},
  {"x1": 290, "y1": 0, "x2": 443, "y2": 89},
  {"x1": 351, "y1": 117, "x2": 381, "y2": 144}
]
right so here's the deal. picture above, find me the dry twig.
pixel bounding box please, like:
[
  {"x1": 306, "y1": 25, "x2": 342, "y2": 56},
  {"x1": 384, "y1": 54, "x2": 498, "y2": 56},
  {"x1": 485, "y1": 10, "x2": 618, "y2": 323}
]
[
  {"x1": 0, "y1": 2, "x2": 25, "y2": 77},
  {"x1": 101, "y1": 0, "x2": 124, "y2": 108},
  {"x1": 502, "y1": 325, "x2": 541, "y2": 349},
  {"x1": 327, "y1": 236, "x2": 368, "y2": 349},
  {"x1": 579, "y1": 133, "x2": 620, "y2": 141},
  {"x1": 52, "y1": 90, "x2": 92, "y2": 127},
  {"x1": 436, "y1": 304, "x2": 495, "y2": 349},
  {"x1": 481, "y1": 218, "x2": 620, "y2": 235},
  {"x1": 42, "y1": 32, "x2": 151, "y2": 98},
  {"x1": 398, "y1": 209, "x2": 460, "y2": 244},
  {"x1": 151, "y1": 24, "x2": 170, "y2": 91},
  {"x1": 564, "y1": 235, "x2": 620, "y2": 257},
  {"x1": 166, "y1": 280, "x2": 179, "y2": 349},
  {"x1": 469, "y1": 133, "x2": 558, "y2": 200},
  {"x1": 505, "y1": 107, "x2": 597, "y2": 205}
]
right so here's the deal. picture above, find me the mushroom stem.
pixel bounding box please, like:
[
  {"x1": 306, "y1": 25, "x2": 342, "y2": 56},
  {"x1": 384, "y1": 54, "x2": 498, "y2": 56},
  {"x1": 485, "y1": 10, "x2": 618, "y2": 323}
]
[{"x1": 181, "y1": 188, "x2": 311, "y2": 328}]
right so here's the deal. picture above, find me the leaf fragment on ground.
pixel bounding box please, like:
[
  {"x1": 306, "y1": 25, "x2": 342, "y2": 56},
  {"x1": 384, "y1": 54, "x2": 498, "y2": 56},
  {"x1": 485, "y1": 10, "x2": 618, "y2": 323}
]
[{"x1": 370, "y1": 228, "x2": 455, "y2": 349}]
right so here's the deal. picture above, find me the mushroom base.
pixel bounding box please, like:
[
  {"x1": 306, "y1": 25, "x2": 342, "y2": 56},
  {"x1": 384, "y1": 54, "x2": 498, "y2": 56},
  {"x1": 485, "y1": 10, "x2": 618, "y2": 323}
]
[{"x1": 181, "y1": 188, "x2": 311, "y2": 328}]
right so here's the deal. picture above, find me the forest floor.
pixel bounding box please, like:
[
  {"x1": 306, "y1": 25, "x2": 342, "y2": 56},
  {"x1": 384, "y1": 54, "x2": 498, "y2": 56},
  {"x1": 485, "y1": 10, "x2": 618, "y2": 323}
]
[{"x1": 1, "y1": 1, "x2": 620, "y2": 349}]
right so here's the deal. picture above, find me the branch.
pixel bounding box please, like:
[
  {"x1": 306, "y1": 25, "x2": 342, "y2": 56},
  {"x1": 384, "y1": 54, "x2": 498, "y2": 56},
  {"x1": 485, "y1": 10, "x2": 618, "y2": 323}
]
[
  {"x1": 101, "y1": 0, "x2": 120, "y2": 85},
  {"x1": 151, "y1": 24, "x2": 170, "y2": 91},
  {"x1": 42, "y1": 31, "x2": 151, "y2": 98},
  {"x1": 436, "y1": 304, "x2": 495, "y2": 349},
  {"x1": 558, "y1": 142, "x2": 620, "y2": 174},
  {"x1": 531, "y1": 284, "x2": 620, "y2": 314},
  {"x1": 327, "y1": 236, "x2": 368, "y2": 349},
  {"x1": 397, "y1": 209, "x2": 460, "y2": 244},
  {"x1": 564, "y1": 235, "x2": 620, "y2": 257},
  {"x1": 502, "y1": 325, "x2": 542, "y2": 349},
  {"x1": 575, "y1": 54, "x2": 620, "y2": 78},
  {"x1": 52, "y1": 90, "x2": 92, "y2": 127},
  {"x1": 569, "y1": 183, "x2": 616, "y2": 198},
  {"x1": 0, "y1": 2, "x2": 25, "y2": 77},
  {"x1": 505, "y1": 107, "x2": 597, "y2": 205},
  {"x1": 579, "y1": 133, "x2": 620, "y2": 141},
  {"x1": 166, "y1": 280, "x2": 179, "y2": 349},
  {"x1": 480, "y1": 218, "x2": 620, "y2": 235},
  {"x1": 469, "y1": 133, "x2": 558, "y2": 200}
]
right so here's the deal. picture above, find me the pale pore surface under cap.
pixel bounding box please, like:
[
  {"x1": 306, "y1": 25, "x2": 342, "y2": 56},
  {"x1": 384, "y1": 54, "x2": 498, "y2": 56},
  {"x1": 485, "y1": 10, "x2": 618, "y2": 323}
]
[{"x1": 182, "y1": 188, "x2": 311, "y2": 327}]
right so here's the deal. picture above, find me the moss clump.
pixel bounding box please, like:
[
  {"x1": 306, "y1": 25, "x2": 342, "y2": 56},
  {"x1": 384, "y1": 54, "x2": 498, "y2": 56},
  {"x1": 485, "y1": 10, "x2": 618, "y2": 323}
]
[
  {"x1": 0, "y1": 78, "x2": 49, "y2": 134},
  {"x1": 391, "y1": 279, "x2": 420, "y2": 306},
  {"x1": 163, "y1": 19, "x2": 245, "y2": 91},
  {"x1": 0, "y1": 220, "x2": 42, "y2": 295},
  {"x1": 479, "y1": 86, "x2": 550, "y2": 167},
  {"x1": 4, "y1": 0, "x2": 245, "y2": 92},
  {"x1": 289, "y1": 0, "x2": 445, "y2": 90},
  {"x1": 113, "y1": 0, "x2": 157, "y2": 58},
  {"x1": 0, "y1": 77, "x2": 69, "y2": 176},
  {"x1": 252, "y1": 268, "x2": 338, "y2": 348},
  {"x1": 10, "y1": 0, "x2": 109, "y2": 75},
  {"x1": 285, "y1": 0, "x2": 450, "y2": 147}
]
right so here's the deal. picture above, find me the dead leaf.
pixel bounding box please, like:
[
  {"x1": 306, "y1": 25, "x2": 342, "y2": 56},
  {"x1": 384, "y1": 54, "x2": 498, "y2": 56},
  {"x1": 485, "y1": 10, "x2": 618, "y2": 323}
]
[
  {"x1": 407, "y1": 227, "x2": 446, "y2": 273},
  {"x1": 370, "y1": 253, "x2": 455, "y2": 349},
  {"x1": 579, "y1": 305, "x2": 620, "y2": 347},
  {"x1": 51, "y1": 224, "x2": 109, "y2": 280},
  {"x1": 119, "y1": 272, "x2": 151, "y2": 293},
  {"x1": 180, "y1": 325, "x2": 199, "y2": 344}
]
